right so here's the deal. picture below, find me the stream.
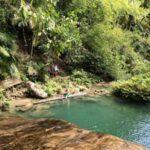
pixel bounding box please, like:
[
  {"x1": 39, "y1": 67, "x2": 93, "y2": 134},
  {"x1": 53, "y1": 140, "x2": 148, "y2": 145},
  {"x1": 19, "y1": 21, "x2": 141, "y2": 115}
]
[{"x1": 10, "y1": 96, "x2": 150, "y2": 148}]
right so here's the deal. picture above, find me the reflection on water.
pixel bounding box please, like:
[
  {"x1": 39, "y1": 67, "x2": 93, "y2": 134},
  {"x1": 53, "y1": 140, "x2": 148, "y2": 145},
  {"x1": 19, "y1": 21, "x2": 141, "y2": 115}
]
[{"x1": 12, "y1": 96, "x2": 150, "y2": 148}]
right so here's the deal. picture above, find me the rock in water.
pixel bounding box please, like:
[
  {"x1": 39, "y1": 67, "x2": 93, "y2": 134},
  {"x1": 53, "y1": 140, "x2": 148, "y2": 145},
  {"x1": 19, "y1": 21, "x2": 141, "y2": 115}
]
[
  {"x1": 0, "y1": 116, "x2": 147, "y2": 150},
  {"x1": 26, "y1": 81, "x2": 48, "y2": 99}
]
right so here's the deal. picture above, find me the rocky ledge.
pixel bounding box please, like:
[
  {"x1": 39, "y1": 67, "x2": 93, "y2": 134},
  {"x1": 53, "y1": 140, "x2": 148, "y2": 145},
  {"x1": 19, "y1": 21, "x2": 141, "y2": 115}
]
[{"x1": 0, "y1": 116, "x2": 147, "y2": 150}]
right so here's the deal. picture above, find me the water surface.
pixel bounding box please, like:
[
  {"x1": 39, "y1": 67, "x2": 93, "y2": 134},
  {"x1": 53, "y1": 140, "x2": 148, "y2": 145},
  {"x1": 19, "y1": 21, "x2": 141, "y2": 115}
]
[{"x1": 13, "y1": 96, "x2": 150, "y2": 148}]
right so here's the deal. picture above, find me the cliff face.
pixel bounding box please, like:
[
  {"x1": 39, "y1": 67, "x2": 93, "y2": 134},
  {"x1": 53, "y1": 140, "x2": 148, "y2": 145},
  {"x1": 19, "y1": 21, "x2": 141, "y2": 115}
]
[{"x1": 0, "y1": 116, "x2": 147, "y2": 150}]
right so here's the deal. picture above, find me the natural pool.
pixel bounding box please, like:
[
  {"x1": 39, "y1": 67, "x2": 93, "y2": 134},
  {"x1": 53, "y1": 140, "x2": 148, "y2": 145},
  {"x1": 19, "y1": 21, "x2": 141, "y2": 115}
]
[{"x1": 12, "y1": 96, "x2": 150, "y2": 148}]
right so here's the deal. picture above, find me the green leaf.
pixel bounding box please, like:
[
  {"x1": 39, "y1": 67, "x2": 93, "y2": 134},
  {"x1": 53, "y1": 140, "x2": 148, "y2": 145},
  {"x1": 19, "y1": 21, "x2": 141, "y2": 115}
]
[{"x1": 0, "y1": 46, "x2": 10, "y2": 57}]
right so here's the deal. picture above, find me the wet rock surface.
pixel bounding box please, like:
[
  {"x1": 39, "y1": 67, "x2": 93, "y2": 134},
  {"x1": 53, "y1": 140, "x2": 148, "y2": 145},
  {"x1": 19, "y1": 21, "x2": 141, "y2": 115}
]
[
  {"x1": 12, "y1": 98, "x2": 33, "y2": 112},
  {"x1": 0, "y1": 116, "x2": 147, "y2": 150}
]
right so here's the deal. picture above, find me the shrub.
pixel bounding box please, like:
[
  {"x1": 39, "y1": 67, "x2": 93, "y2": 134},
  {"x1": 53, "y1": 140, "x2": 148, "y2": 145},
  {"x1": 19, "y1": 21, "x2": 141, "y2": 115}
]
[
  {"x1": 37, "y1": 17, "x2": 82, "y2": 56},
  {"x1": 132, "y1": 35, "x2": 150, "y2": 60},
  {"x1": 101, "y1": 0, "x2": 149, "y2": 31},
  {"x1": 83, "y1": 25, "x2": 130, "y2": 80},
  {"x1": 120, "y1": 47, "x2": 150, "y2": 75},
  {"x1": 59, "y1": 0, "x2": 104, "y2": 26},
  {"x1": 70, "y1": 69, "x2": 101, "y2": 87},
  {"x1": 0, "y1": 32, "x2": 17, "y2": 50},
  {"x1": 44, "y1": 80, "x2": 62, "y2": 96},
  {"x1": 113, "y1": 73, "x2": 150, "y2": 101},
  {"x1": 82, "y1": 23, "x2": 150, "y2": 80}
]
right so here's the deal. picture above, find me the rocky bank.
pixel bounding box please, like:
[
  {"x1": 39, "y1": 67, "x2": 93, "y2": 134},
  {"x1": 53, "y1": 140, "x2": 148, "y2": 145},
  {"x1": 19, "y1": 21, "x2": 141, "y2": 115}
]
[{"x1": 0, "y1": 116, "x2": 147, "y2": 150}]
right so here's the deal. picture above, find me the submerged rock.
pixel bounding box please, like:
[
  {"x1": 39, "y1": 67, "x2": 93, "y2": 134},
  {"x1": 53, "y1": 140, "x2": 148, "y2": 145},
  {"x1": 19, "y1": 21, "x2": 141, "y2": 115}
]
[{"x1": 0, "y1": 116, "x2": 147, "y2": 150}]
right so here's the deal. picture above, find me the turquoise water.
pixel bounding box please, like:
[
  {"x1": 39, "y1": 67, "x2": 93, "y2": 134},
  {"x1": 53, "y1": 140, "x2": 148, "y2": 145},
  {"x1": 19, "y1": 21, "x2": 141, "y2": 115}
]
[{"x1": 13, "y1": 96, "x2": 150, "y2": 148}]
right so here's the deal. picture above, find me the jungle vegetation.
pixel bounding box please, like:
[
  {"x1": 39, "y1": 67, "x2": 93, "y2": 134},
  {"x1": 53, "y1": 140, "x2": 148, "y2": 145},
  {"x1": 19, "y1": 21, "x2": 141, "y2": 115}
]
[{"x1": 0, "y1": 0, "x2": 150, "y2": 101}]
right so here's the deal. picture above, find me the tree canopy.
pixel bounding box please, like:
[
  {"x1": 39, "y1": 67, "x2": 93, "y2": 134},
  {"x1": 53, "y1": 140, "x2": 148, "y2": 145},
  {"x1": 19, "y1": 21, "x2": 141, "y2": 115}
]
[{"x1": 0, "y1": 0, "x2": 149, "y2": 81}]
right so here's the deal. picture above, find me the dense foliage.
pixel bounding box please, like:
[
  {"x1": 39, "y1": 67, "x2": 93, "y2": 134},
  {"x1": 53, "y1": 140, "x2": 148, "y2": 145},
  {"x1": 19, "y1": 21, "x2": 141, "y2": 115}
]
[
  {"x1": 0, "y1": 0, "x2": 149, "y2": 101},
  {"x1": 113, "y1": 73, "x2": 150, "y2": 101},
  {"x1": 44, "y1": 70, "x2": 100, "y2": 96},
  {"x1": 0, "y1": 32, "x2": 19, "y2": 79},
  {"x1": 70, "y1": 69, "x2": 101, "y2": 86}
]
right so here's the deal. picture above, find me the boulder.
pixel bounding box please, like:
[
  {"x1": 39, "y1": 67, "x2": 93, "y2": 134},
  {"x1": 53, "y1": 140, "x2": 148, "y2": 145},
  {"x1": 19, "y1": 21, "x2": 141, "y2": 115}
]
[
  {"x1": 0, "y1": 78, "x2": 22, "y2": 91},
  {"x1": 26, "y1": 81, "x2": 48, "y2": 99},
  {"x1": 0, "y1": 116, "x2": 147, "y2": 150}
]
